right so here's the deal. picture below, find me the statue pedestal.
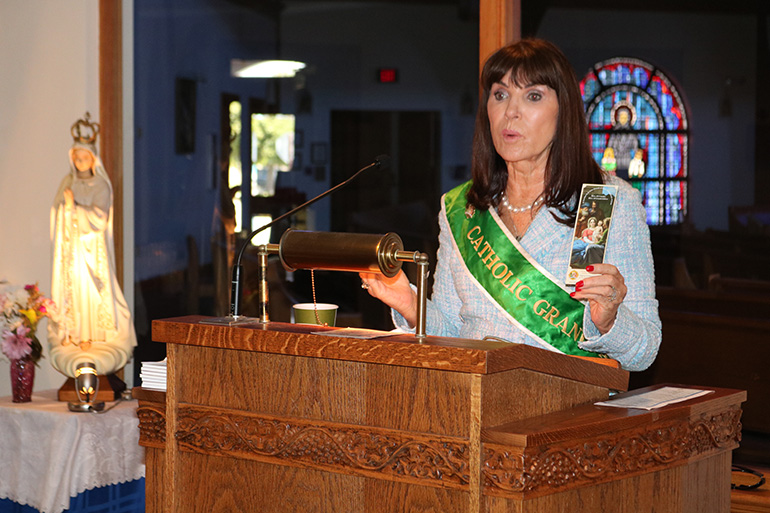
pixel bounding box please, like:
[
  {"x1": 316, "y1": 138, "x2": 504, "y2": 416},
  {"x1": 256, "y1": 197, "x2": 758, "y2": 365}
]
[{"x1": 57, "y1": 373, "x2": 126, "y2": 402}]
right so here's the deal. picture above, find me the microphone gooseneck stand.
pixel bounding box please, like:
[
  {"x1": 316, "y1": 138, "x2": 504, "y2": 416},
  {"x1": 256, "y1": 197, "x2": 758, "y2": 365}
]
[{"x1": 229, "y1": 155, "x2": 391, "y2": 319}]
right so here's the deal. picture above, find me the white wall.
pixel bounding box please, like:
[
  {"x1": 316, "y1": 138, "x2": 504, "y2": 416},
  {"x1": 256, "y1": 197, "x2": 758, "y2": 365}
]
[{"x1": 0, "y1": 1, "x2": 135, "y2": 397}]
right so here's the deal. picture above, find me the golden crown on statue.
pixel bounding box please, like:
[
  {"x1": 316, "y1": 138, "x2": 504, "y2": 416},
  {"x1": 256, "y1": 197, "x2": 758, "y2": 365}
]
[{"x1": 70, "y1": 112, "x2": 101, "y2": 145}]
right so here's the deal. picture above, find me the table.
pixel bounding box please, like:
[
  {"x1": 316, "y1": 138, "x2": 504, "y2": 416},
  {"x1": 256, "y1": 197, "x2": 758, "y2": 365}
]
[{"x1": 0, "y1": 389, "x2": 145, "y2": 513}]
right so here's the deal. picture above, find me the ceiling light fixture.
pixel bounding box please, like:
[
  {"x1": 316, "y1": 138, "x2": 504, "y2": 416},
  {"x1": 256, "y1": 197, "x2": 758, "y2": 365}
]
[{"x1": 231, "y1": 59, "x2": 306, "y2": 78}]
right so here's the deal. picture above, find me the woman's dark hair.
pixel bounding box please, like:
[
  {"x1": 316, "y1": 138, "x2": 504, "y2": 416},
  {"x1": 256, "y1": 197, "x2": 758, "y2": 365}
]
[{"x1": 466, "y1": 38, "x2": 602, "y2": 224}]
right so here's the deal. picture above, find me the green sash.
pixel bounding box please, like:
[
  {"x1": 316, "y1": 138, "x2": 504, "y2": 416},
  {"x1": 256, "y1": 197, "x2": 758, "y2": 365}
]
[{"x1": 444, "y1": 182, "x2": 599, "y2": 357}]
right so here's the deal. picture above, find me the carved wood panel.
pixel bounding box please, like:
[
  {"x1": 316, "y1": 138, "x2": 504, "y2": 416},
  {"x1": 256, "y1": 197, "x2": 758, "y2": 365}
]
[
  {"x1": 137, "y1": 404, "x2": 166, "y2": 448},
  {"x1": 482, "y1": 406, "x2": 743, "y2": 499},
  {"x1": 174, "y1": 403, "x2": 471, "y2": 489}
]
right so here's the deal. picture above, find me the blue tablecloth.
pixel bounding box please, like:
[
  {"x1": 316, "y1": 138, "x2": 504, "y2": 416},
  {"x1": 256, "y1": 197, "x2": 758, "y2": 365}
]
[{"x1": 0, "y1": 479, "x2": 144, "y2": 513}]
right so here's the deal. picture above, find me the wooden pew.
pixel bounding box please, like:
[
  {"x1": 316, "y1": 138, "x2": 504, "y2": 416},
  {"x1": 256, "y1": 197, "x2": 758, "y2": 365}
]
[
  {"x1": 656, "y1": 286, "x2": 770, "y2": 320},
  {"x1": 632, "y1": 287, "x2": 770, "y2": 436}
]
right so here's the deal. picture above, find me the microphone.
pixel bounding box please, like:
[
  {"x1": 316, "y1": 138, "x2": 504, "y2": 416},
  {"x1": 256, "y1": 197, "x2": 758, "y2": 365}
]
[{"x1": 229, "y1": 154, "x2": 391, "y2": 318}]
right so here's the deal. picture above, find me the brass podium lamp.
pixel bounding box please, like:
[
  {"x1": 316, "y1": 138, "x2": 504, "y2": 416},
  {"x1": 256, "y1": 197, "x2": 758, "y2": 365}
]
[
  {"x1": 265, "y1": 230, "x2": 430, "y2": 338},
  {"x1": 211, "y1": 230, "x2": 430, "y2": 338}
]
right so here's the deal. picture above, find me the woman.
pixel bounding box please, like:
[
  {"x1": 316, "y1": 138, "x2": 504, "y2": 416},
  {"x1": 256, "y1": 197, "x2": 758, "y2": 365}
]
[
  {"x1": 49, "y1": 131, "x2": 137, "y2": 378},
  {"x1": 360, "y1": 39, "x2": 660, "y2": 371}
]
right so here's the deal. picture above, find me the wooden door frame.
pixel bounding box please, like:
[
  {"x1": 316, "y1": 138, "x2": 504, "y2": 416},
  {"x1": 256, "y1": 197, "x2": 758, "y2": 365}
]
[
  {"x1": 100, "y1": 0, "x2": 519, "y2": 282},
  {"x1": 479, "y1": 0, "x2": 520, "y2": 71},
  {"x1": 99, "y1": 0, "x2": 124, "y2": 286}
]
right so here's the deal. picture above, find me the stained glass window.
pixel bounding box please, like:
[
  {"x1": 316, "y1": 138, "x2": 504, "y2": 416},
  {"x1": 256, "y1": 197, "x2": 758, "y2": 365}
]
[{"x1": 581, "y1": 58, "x2": 689, "y2": 225}]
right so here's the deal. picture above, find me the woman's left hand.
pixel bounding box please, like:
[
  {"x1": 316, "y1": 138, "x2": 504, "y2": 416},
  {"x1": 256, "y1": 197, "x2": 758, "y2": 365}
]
[{"x1": 570, "y1": 263, "x2": 627, "y2": 334}]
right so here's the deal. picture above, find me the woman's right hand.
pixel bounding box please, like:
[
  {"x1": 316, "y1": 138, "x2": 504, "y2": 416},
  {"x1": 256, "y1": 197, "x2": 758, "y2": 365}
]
[{"x1": 359, "y1": 270, "x2": 418, "y2": 327}]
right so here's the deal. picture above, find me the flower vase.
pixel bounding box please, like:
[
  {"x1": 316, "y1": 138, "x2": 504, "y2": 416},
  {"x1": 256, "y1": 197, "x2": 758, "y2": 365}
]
[{"x1": 10, "y1": 356, "x2": 35, "y2": 403}]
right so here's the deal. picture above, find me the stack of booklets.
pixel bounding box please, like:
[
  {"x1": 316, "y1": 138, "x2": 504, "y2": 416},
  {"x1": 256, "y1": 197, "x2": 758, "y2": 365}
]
[{"x1": 140, "y1": 359, "x2": 167, "y2": 391}]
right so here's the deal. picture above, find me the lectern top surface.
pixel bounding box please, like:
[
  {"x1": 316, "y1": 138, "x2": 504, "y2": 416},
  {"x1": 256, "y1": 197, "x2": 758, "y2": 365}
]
[{"x1": 152, "y1": 316, "x2": 629, "y2": 391}]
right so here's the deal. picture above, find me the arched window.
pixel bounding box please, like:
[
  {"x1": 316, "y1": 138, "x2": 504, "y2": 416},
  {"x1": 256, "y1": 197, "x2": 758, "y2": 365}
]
[{"x1": 580, "y1": 58, "x2": 689, "y2": 226}]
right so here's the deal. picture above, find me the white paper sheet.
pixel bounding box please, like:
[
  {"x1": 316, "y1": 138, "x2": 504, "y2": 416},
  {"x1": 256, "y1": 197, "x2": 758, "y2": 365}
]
[{"x1": 595, "y1": 386, "x2": 713, "y2": 410}]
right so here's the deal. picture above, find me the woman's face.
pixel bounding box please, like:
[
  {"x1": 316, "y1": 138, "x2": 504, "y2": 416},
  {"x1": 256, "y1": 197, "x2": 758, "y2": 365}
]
[
  {"x1": 72, "y1": 149, "x2": 95, "y2": 173},
  {"x1": 487, "y1": 70, "x2": 559, "y2": 173}
]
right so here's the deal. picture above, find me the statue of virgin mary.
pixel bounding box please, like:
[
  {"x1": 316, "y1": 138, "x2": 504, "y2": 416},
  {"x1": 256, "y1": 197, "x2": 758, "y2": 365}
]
[{"x1": 48, "y1": 113, "x2": 136, "y2": 378}]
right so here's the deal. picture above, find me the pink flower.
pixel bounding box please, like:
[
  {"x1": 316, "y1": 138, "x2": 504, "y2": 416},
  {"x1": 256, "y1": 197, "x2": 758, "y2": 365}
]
[{"x1": 1, "y1": 325, "x2": 32, "y2": 360}]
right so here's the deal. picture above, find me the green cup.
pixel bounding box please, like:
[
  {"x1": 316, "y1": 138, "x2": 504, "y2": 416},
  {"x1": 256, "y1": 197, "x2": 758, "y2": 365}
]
[{"x1": 292, "y1": 303, "x2": 338, "y2": 326}]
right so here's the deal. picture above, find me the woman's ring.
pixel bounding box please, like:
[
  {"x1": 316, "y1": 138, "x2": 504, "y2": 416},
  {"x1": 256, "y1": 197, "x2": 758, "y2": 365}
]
[
  {"x1": 609, "y1": 285, "x2": 618, "y2": 302},
  {"x1": 361, "y1": 281, "x2": 369, "y2": 290}
]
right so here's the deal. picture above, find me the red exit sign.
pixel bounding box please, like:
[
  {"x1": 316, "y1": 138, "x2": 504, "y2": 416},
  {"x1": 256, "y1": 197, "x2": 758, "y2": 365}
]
[{"x1": 378, "y1": 68, "x2": 398, "y2": 83}]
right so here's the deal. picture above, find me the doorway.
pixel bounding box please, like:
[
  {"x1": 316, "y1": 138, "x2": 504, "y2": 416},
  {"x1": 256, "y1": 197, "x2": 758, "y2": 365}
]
[{"x1": 324, "y1": 110, "x2": 442, "y2": 329}]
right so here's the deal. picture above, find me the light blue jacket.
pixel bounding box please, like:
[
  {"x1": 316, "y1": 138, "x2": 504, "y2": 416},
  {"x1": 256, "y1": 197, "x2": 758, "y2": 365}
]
[{"x1": 395, "y1": 177, "x2": 661, "y2": 371}]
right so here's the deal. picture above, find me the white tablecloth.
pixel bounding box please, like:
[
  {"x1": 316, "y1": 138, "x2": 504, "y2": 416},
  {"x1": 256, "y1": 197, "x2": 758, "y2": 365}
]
[{"x1": 0, "y1": 389, "x2": 145, "y2": 513}]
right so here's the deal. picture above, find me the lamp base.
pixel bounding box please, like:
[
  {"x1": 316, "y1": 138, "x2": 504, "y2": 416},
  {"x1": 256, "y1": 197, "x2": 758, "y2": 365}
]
[
  {"x1": 199, "y1": 315, "x2": 263, "y2": 326},
  {"x1": 57, "y1": 374, "x2": 126, "y2": 402},
  {"x1": 67, "y1": 400, "x2": 106, "y2": 412}
]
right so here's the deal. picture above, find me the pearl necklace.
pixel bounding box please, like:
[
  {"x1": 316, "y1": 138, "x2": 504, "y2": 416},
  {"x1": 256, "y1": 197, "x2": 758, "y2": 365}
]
[{"x1": 500, "y1": 193, "x2": 544, "y2": 214}]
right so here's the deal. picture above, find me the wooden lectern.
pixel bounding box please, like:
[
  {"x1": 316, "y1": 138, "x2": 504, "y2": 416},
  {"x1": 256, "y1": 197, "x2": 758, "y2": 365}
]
[{"x1": 134, "y1": 316, "x2": 744, "y2": 513}]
